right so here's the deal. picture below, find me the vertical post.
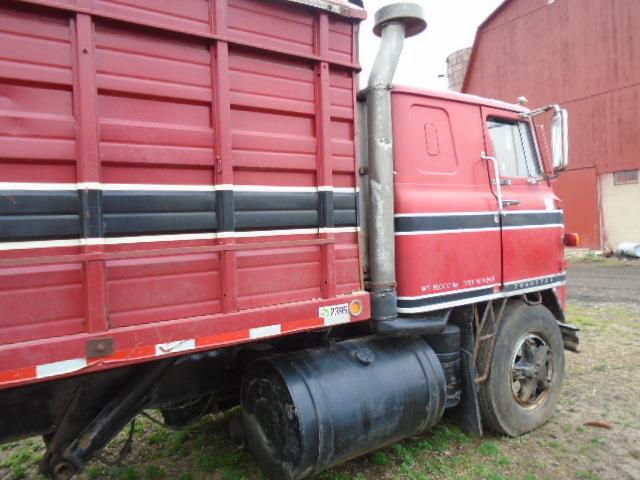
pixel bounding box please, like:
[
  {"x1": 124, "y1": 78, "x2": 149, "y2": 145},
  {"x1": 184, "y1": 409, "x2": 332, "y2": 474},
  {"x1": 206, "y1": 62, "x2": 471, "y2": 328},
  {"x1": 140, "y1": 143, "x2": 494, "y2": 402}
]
[
  {"x1": 316, "y1": 12, "x2": 337, "y2": 299},
  {"x1": 74, "y1": 12, "x2": 108, "y2": 333},
  {"x1": 211, "y1": 0, "x2": 238, "y2": 312}
]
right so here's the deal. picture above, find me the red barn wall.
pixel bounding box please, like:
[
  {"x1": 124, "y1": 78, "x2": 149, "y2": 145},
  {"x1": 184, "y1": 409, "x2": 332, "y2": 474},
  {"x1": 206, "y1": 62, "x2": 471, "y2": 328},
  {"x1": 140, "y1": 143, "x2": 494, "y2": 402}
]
[{"x1": 463, "y1": 0, "x2": 640, "y2": 248}]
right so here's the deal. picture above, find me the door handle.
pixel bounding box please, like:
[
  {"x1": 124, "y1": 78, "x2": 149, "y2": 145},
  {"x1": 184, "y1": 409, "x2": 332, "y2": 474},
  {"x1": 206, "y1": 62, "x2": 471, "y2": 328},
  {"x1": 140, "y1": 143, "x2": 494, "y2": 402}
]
[
  {"x1": 481, "y1": 152, "x2": 503, "y2": 217},
  {"x1": 502, "y1": 199, "x2": 522, "y2": 208}
]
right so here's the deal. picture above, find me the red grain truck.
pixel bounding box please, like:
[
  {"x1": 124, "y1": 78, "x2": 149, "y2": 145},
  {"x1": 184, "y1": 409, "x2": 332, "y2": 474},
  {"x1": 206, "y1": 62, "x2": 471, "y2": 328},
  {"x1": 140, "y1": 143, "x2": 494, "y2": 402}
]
[{"x1": 0, "y1": 1, "x2": 579, "y2": 478}]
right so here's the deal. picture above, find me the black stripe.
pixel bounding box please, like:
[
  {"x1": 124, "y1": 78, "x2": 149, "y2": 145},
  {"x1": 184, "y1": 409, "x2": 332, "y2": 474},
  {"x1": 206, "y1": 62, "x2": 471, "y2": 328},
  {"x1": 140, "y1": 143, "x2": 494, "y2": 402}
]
[
  {"x1": 0, "y1": 191, "x2": 78, "y2": 215},
  {"x1": 81, "y1": 189, "x2": 103, "y2": 238},
  {"x1": 396, "y1": 210, "x2": 564, "y2": 234},
  {"x1": 319, "y1": 191, "x2": 334, "y2": 229},
  {"x1": 235, "y1": 192, "x2": 319, "y2": 230},
  {"x1": 395, "y1": 213, "x2": 498, "y2": 233},
  {"x1": 103, "y1": 191, "x2": 216, "y2": 213},
  {"x1": 397, "y1": 287, "x2": 496, "y2": 310},
  {"x1": 103, "y1": 191, "x2": 217, "y2": 236},
  {"x1": 503, "y1": 211, "x2": 563, "y2": 228},
  {"x1": 0, "y1": 189, "x2": 358, "y2": 240},
  {"x1": 216, "y1": 190, "x2": 234, "y2": 232},
  {"x1": 334, "y1": 191, "x2": 358, "y2": 227},
  {"x1": 398, "y1": 273, "x2": 566, "y2": 311},
  {"x1": 0, "y1": 191, "x2": 80, "y2": 240}
]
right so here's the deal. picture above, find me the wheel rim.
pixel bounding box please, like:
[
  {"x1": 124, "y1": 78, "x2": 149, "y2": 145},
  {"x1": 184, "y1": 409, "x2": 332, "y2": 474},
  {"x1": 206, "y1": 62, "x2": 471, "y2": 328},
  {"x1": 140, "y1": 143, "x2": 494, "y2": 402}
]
[{"x1": 510, "y1": 333, "x2": 553, "y2": 409}]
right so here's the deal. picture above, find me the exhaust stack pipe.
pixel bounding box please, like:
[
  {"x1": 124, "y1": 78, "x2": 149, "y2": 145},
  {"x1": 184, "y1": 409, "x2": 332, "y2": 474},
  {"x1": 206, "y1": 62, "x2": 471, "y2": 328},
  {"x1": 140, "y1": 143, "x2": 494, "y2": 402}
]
[{"x1": 366, "y1": 4, "x2": 430, "y2": 333}]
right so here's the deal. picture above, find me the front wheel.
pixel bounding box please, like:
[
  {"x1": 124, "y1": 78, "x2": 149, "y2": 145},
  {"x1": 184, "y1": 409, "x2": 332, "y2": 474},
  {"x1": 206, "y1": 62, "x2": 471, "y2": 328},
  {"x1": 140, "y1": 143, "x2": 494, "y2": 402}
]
[{"x1": 477, "y1": 300, "x2": 565, "y2": 436}]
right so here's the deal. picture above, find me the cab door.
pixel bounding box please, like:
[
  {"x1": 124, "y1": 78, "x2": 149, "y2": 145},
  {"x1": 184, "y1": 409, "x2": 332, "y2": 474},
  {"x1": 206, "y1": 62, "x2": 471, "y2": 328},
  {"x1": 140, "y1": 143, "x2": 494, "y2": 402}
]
[
  {"x1": 481, "y1": 107, "x2": 566, "y2": 294},
  {"x1": 392, "y1": 92, "x2": 502, "y2": 315}
]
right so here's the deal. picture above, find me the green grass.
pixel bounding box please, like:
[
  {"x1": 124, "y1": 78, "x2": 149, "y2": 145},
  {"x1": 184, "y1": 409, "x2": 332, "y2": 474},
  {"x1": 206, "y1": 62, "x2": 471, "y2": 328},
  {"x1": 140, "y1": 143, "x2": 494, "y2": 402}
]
[{"x1": 576, "y1": 471, "x2": 601, "y2": 480}]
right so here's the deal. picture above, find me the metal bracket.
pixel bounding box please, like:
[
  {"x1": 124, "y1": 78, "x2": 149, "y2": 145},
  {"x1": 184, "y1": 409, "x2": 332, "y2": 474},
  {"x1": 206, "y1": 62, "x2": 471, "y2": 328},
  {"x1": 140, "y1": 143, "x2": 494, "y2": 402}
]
[
  {"x1": 473, "y1": 299, "x2": 508, "y2": 384},
  {"x1": 87, "y1": 338, "x2": 114, "y2": 359}
]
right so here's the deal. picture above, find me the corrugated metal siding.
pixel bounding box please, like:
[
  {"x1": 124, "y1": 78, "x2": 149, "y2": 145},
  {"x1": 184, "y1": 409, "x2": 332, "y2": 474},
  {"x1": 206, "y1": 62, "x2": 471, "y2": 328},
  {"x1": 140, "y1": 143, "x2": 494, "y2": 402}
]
[
  {"x1": 464, "y1": 0, "x2": 640, "y2": 174},
  {"x1": 464, "y1": 0, "x2": 640, "y2": 248}
]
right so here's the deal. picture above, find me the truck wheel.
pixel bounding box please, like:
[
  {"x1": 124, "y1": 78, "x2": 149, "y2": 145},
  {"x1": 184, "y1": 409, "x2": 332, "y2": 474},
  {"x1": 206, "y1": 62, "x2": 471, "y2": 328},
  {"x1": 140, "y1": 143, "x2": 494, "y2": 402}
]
[{"x1": 477, "y1": 300, "x2": 564, "y2": 436}]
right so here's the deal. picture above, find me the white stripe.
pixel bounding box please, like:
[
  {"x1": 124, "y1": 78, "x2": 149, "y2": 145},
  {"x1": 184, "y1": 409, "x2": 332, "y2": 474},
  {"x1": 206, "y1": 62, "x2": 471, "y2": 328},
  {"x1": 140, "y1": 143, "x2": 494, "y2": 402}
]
[
  {"x1": 398, "y1": 283, "x2": 499, "y2": 301},
  {"x1": 231, "y1": 185, "x2": 317, "y2": 193},
  {"x1": 0, "y1": 182, "x2": 357, "y2": 193},
  {"x1": 85, "y1": 233, "x2": 218, "y2": 245},
  {"x1": 333, "y1": 187, "x2": 359, "y2": 193},
  {"x1": 503, "y1": 209, "x2": 563, "y2": 215},
  {"x1": 396, "y1": 227, "x2": 501, "y2": 236},
  {"x1": 220, "y1": 228, "x2": 318, "y2": 238},
  {"x1": 395, "y1": 211, "x2": 497, "y2": 218},
  {"x1": 0, "y1": 228, "x2": 364, "y2": 250},
  {"x1": 502, "y1": 224, "x2": 563, "y2": 230},
  {"x1": 36, "y1": 358, "x2": 87, "y2": 379},
  {"x1": 155, "y1": 339, "x2": 196, "y2": 356},
  {"x1": 0, "y1": 239, "x2": 83, "y2": 251},
  {"x1": 398, "y1": 293, "x2": 501, "y2": 314},
  {"x1": 101, "y1": 183, "x2": 218, "y2": 191},
  {"x1": 0, "y1": 182, "x2": 79, "y2": 191},
  {"x1": 249, "y1": 324, "x2": 281, "y2": 339},
  {"x1": 397, "y1": 280, "x2": 566, "y2": 315},
  {"x1": 394, "y1": 210, "x2": 562, "y2": 218},
  {"x1": 320, "y1": 227, "x2": 360, "y2": 234}
]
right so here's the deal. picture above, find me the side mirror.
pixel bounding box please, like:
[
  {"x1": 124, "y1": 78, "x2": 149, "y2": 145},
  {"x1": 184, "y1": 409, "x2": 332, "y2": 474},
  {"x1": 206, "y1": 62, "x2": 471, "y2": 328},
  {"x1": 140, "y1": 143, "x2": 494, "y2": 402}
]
[{"x1": 551, "y1": 108, "x2": 569, "y2": 172}]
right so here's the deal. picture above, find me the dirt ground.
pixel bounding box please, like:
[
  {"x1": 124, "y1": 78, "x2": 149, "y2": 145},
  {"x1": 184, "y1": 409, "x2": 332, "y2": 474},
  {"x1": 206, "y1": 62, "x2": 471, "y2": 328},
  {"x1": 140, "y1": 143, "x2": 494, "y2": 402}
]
[
  {"x1": 1, "y1": 260, "x2": 639, "y2": 480},
  {"x1": 567, "y1": 259, "x2": 640, "y2": 306}
]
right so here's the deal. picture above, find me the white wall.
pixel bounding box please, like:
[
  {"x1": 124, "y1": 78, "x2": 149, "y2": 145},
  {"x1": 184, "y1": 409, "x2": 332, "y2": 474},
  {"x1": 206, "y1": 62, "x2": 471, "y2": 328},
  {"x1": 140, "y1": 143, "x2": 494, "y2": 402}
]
[{"x1": 600, "y1": 172, "x2": 640, "y2": 248}]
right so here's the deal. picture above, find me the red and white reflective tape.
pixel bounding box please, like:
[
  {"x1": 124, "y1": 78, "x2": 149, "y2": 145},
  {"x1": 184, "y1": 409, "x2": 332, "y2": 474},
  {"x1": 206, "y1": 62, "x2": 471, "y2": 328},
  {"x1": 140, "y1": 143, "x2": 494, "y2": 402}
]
[{"x1": 0, "y1": 310, "x2": 355, "y2": 389}]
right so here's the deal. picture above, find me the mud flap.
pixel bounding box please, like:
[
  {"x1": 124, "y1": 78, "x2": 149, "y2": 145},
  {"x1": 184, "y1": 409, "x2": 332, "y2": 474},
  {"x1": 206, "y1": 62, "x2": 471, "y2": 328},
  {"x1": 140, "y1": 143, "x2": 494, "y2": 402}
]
[{"x1": 447, "y1": 307, "x2": 483, "y2": 437}]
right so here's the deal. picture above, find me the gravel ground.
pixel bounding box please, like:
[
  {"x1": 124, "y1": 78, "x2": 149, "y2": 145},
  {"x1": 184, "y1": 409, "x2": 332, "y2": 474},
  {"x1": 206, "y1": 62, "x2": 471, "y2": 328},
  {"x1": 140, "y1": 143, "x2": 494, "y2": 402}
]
[{"x1": 567, "y1": 260, "x2": 640, "y2": 306}]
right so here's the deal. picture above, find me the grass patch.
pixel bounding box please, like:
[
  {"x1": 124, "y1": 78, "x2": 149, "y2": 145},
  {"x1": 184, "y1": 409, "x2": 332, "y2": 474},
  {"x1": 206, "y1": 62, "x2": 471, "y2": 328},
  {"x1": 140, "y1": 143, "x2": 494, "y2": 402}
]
[{"x1": 576, "y1": 471, "x2": 601, "y2": 480}]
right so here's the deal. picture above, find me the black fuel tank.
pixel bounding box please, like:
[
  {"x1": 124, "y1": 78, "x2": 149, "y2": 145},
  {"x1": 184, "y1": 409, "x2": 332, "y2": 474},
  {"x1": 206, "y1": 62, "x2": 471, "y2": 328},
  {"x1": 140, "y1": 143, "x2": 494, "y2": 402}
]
[{"x1": 241, "y1": 336, "x2": 446, "y2": 480}]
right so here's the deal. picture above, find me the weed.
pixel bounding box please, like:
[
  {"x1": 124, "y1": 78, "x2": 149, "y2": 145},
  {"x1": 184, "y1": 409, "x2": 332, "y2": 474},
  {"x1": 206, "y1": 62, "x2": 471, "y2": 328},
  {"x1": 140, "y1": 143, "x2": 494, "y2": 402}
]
[
  {"x1": 576, "y1": 471, "x2": 601, "y2": 480},
  {"x1": 10, "y1": 464, "x2": 27, "y2": 480},
  {"x1": 119, "y1": 466, "x2": 141, "y2": 480},
  {"x1": 590, "y1": 437, "x2": 607, "y2": 448},
  {"x1": 371, "y1": 451, "x2": 391, "y2": 467},
  {"x1": 144, "y1": 464, "x2": 165, "y2": 480},
  {"x1": 479, "y1": 441, "x2": 500, "y2": 457},
  {"x1": 593, "y1": 362, "x2": 609, "y2": 372},
  {"x1": 169, "y1": 430, "x2": 191, "y2": 454},
  {"x1": 178, "y1": 474, "x2": 195, "y2": 480},
  {"x1": 197, "y1": 453, "x2": 218, "y2": 473},
  {"x1": 221, "y1": 465, "x2": 248, "y2": 480},
  {"x1": 147, "y1": 430, "x2": 170, "y2": 446},
  {"x1": 86, "y1": 465, "x2": 106, "y2": 480}
]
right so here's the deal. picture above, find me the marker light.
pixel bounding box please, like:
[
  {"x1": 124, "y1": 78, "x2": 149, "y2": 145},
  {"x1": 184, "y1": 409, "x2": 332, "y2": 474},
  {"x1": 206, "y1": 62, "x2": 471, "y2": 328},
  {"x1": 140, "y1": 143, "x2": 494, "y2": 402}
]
[
  {"x1": 349, "y1": 300, "x2": 363, "y2": 316},
  {"x1": 563, "y1": 233, "x2": 580, "y2": 247}
]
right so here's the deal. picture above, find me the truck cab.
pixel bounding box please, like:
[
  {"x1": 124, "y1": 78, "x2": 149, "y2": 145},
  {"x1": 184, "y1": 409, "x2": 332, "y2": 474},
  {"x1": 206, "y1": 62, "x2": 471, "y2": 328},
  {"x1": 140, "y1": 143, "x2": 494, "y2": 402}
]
[{"x1": 391, "y1": 88, "x2": 566, "y2": 314}]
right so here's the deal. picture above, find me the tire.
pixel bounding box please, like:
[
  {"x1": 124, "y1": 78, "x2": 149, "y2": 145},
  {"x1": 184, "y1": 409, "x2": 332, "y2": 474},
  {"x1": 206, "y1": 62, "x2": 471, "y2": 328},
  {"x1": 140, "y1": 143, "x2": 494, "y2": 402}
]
[{"x1": 477, "y1": 299, "x2": 565, "y2": 437}]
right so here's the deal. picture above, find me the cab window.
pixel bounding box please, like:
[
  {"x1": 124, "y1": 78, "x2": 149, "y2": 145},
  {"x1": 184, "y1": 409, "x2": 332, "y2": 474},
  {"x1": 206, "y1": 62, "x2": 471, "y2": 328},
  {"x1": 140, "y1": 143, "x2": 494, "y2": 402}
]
[{"x1": 487, "y1": 118, "x2": 541, "y2": 178}]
